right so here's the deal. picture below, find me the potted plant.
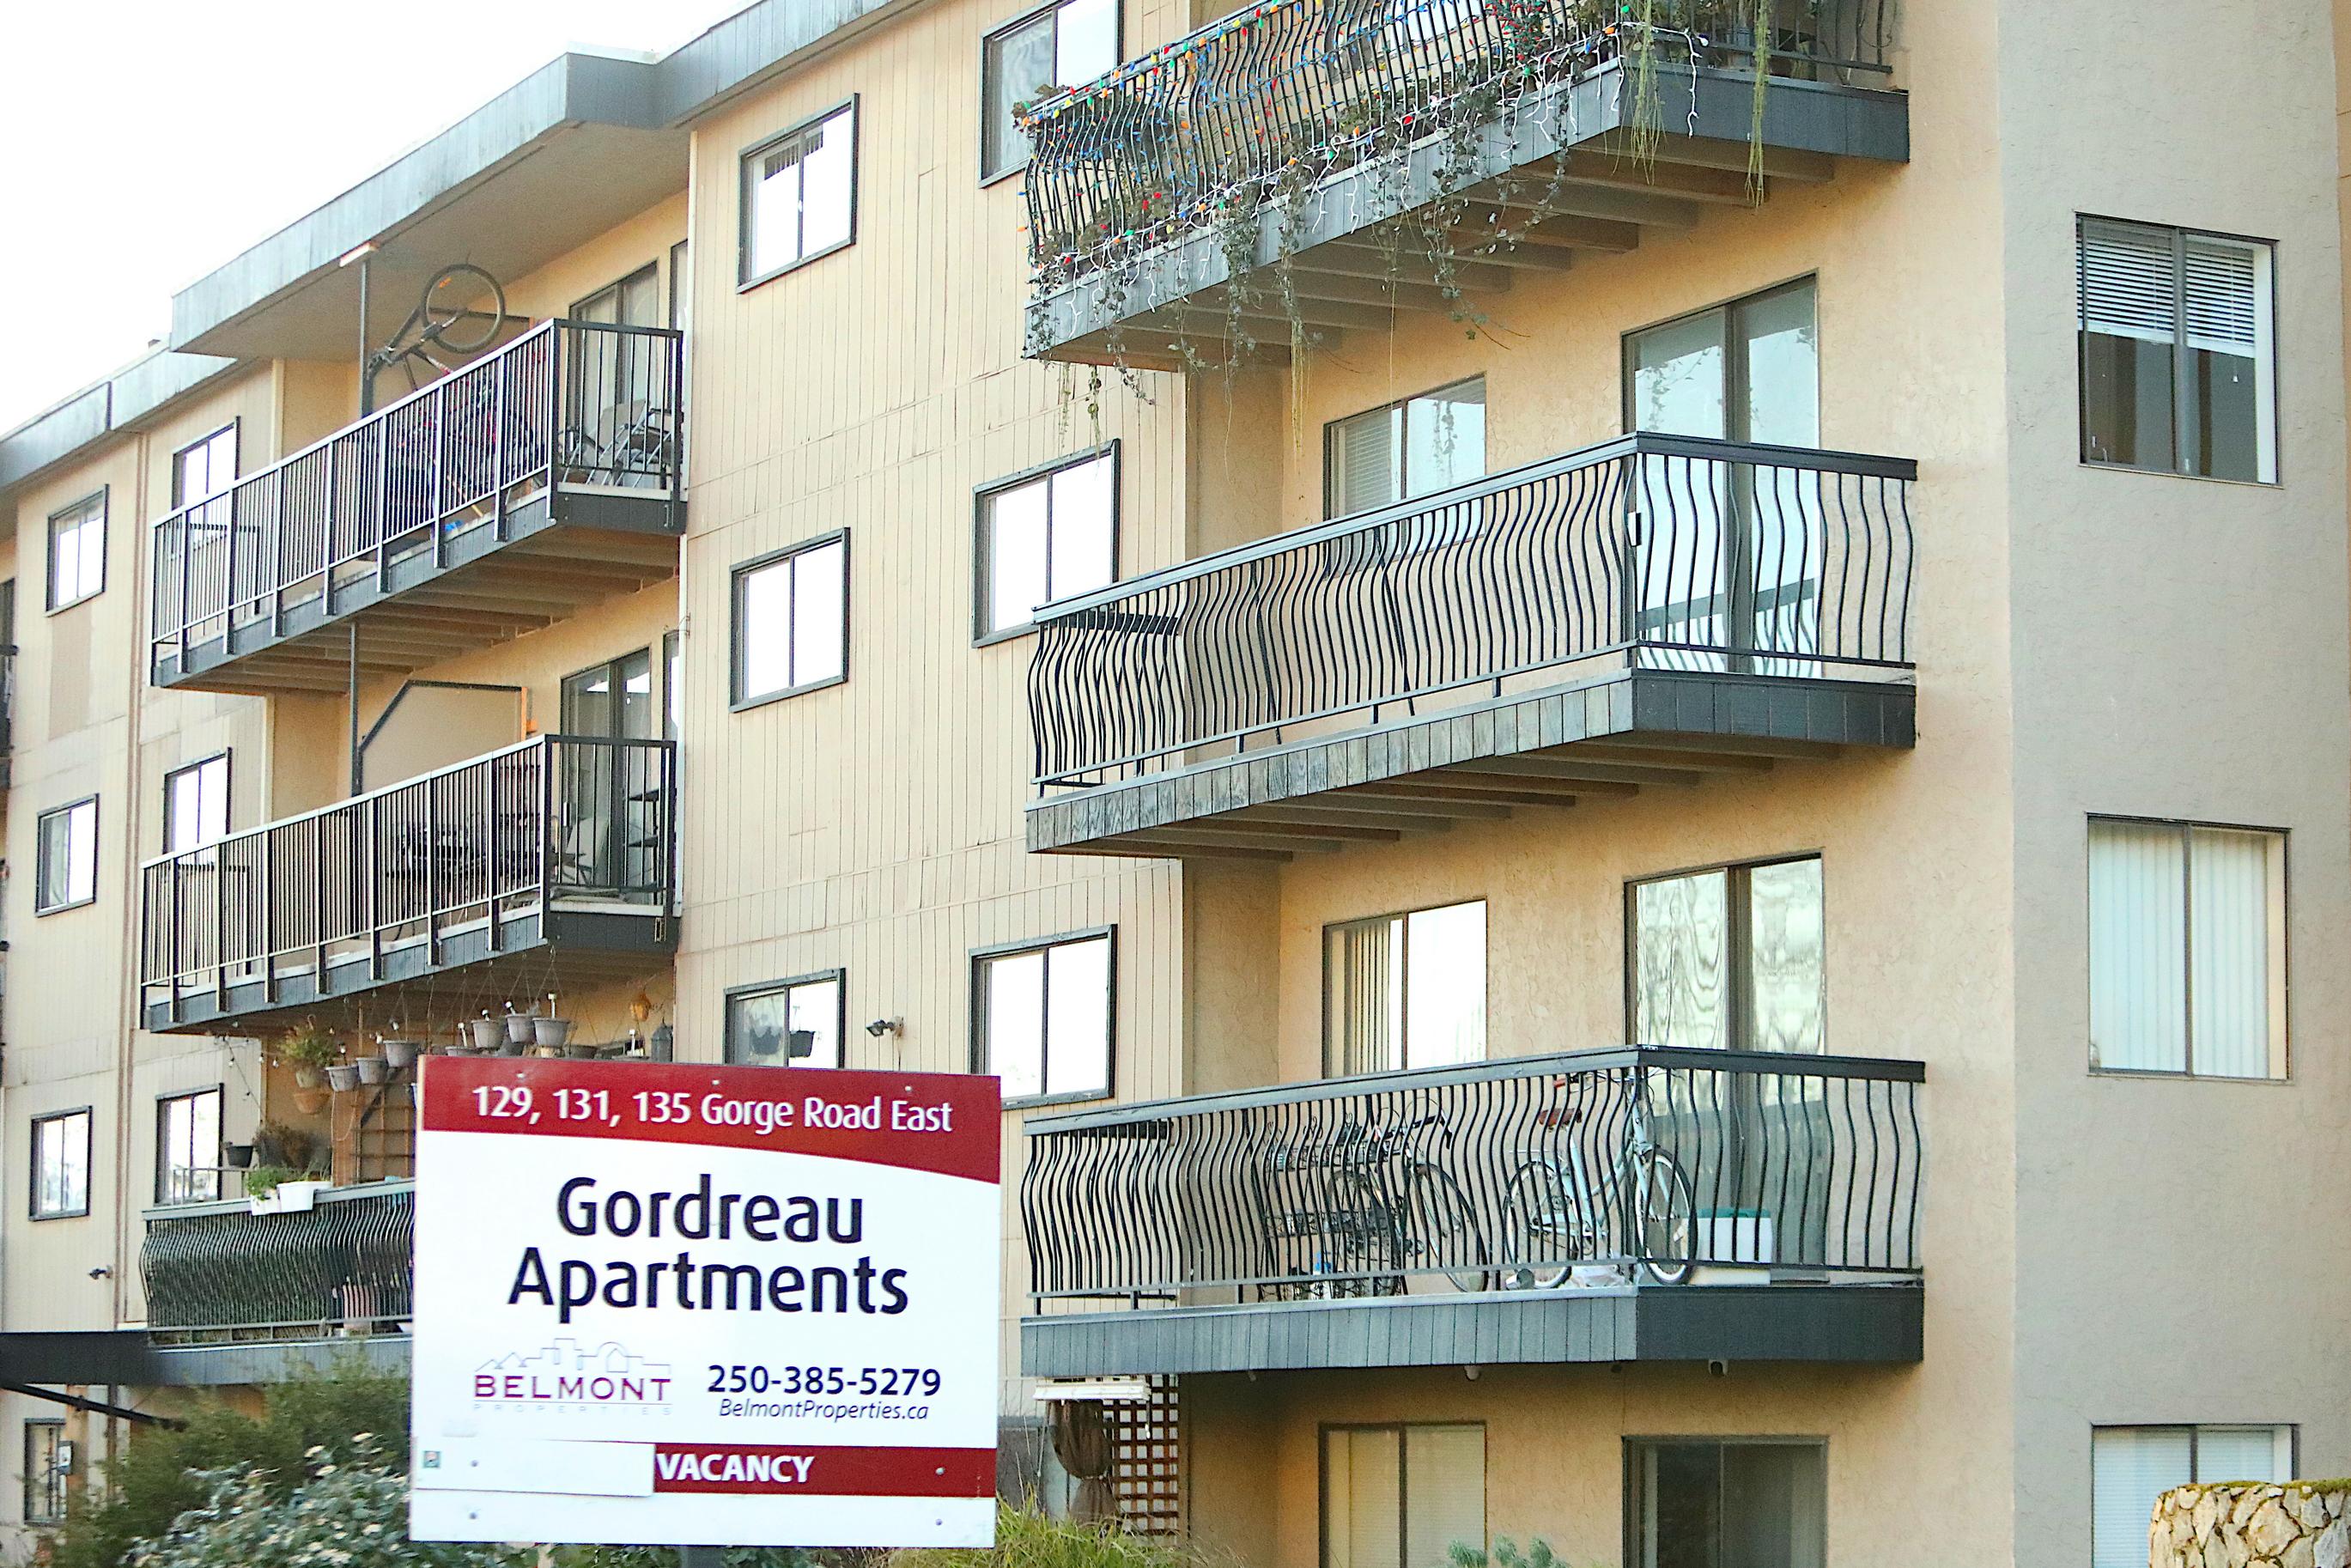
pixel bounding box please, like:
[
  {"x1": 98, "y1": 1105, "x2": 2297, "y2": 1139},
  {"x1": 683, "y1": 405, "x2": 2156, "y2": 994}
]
[
  {"x1": 291, "y1": 1084, "x2": 329, "y2": 1114},
  {"x1": 244, "y1": 1164, "x2": 297, "y2": 1199},
  {"x1": 273, "y1": 1020, "x2": 340, "y2": 1090},
  {"x1": 252, "y1": 1122, "x2": 313, "y2": 1171}
]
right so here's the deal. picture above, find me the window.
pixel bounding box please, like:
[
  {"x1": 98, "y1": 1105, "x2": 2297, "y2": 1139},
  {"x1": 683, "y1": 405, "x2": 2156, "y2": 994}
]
[
  {"x1": 46, "y1": 492, "x2": 106, "y2": 612},
  {"x1": 2078, "y1": 218, "x2": 2276, "y2": 483},
  {"x1": 22, "y1": 1419, "x2": 65, "y2": 1527},
  {"x1": 156, "y1": 1088, "x2": 222, "y2": 1205},
  {"x1": 976, "y1": 447, "x2": 1117, "y2": 640},
  {"x1": 726, "y1": 973, "x2": 846, "y2": 1068},
  {"x1": 1327, "y1": 379, "x2": 1486, "y2": 519},
  {"x1": 171, "y1": 424, "x2": 239, "y2": 508},
  {"x1": 1625, "y1": 279, "x2": 1818, "y2": 444},
  {"x1": 1324, "y1": 901, "x2": 1485, "y2": 1077},
  {"x1": 740, "y1": 101, "x2": 857, "y2": 286},
  {"x1": 34, "y1": 799, "x2": 98, "y2": 915},
  {"x1": 2093, "y1": 1426, "x2": 2293, "y2": 1568},
  {"x1": 663, "y1": 629, "x2": 683, "y2": 743},
  {"x1": 2088, "y1": 818, "x2": 2286, "y2": 1079},
  {"x1": 732, "y1": 534, "x2": 847, "y2": 706},
  {"x1": 163, "y1": 754, "x2": 230, "y2": 856},
  {"x1": 974, "y1": 929, "x2": 1113, "y2": 1105},
  {"x1": 30, "y1": 1109, "x2": 91, "y2": 1219},
  {"x1": 1630, "y1": 856, "x2": 1824, "y2": 1054},
  {"x1": 1322, "y1": 1425, "x2": 1485, "y2": 1568},
  {"x1": 562, "y1": 650, "x2": 657, "y2": 740},
  {"x1": 982, "y1": 0, "x2": 1121, "y2": 181},
  {"x1": 1625, "y1": 1439, "x2": 1826, "y2": 1568}
]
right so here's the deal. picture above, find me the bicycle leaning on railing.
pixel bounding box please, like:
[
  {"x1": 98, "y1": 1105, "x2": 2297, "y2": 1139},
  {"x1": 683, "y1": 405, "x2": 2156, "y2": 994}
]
[
  {"x1": 1499, "y1": 1064, "x2": 1698, "y2": 1287},
  {"x1": 1261, "y1": 1113, "x2": 1492, "y2": 1297}
]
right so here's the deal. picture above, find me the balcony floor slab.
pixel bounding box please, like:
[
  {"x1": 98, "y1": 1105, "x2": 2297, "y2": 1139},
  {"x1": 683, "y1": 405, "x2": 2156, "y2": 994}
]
[
  {"x1": 1028, "y1": 667, "x2": 1915, "y2": 859},
  {"x1": 1024, "y1": 1282, "x2": 1922, "y2": 1377}
]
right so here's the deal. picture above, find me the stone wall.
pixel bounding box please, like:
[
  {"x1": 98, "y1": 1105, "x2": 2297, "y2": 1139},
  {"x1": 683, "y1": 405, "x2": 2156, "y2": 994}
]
[{"x1": 2151, "y1": 1482, "x2": 2351, "y2": 1568}]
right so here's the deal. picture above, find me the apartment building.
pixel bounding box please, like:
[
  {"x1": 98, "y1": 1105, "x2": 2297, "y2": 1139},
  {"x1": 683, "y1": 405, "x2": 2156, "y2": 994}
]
[{"x1": 0, "y1": 0, "x2": 2342, "y2": 1563}]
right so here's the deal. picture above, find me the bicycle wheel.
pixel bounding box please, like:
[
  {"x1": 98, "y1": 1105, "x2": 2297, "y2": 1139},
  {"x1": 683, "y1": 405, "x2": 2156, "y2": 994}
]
[
  {"x1": 421, "y1": 263, "x2": 507, "y2": 354},
  {"x1": 1500, "y1": 1161, "x2": 1583, "y2": 1290},
  {"x1": 1627, "y1": 1151, "x2": 1698, "y2": 1285},
  {"x1": 1409, "y1": 1167, "x2": 1495, "y2": 1292}
]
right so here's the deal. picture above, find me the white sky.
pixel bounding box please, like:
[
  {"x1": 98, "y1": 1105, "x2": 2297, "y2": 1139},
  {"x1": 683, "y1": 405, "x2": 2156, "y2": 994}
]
[{"x1": 0, "y1": 0, "x2": 750, "y2": 435}]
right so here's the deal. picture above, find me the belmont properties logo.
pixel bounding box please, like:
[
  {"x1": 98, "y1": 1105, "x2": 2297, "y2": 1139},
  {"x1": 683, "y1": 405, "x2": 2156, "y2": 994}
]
[{"x1": 472, "y1": 1338, "x2": 676, "y2": 1407}]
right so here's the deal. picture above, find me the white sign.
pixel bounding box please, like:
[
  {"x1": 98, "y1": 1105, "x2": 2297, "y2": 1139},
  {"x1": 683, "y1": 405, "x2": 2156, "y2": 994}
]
[{"x1": 410, "y1": 1058, "x2": 1001, "y2": 1547}]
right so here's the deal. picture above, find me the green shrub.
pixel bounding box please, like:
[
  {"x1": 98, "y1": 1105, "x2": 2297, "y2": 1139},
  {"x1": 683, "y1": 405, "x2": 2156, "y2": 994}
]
[
  {"x1": 126, "y1": 1439, "x2": 524, "y2": 1568},
  {"x1": 46, "y1": 1365, "x2": 410, "y2": 1568},
  {"x1": 894, "y1": 1504, "x2": 1213, "y2": 1568}
]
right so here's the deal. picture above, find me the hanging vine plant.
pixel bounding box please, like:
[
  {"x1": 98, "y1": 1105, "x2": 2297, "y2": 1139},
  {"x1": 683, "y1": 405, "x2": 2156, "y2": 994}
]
[{"x1": 1018, "y1": 0, "x2": 1826, "y2": 390}]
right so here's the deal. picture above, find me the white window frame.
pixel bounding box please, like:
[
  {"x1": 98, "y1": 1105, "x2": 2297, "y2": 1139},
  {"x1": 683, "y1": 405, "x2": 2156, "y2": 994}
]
[
  {"x1": 981, "y1": 0, "x2": 1123, "y2": 183},
  {"x1": 34, "y1": 798, "x2": 99, "y2": 915},
  {"x1": 46, "y1": 490, "x2": 106, "y2": 613},
  {"x1": 30, "y1": 1109, "x2": 91, "y2": 1220},
  {"x1": 972, "y1": 927, "x2": 1115, "y2": 1108},
  {"x1": 2076, "y1": 216, "x2": 2278, "y2": 484},
  {"x1": 2092, "y1": 1425, "x2": 2296, "y2": 1568},
  {"x1": 975, "y1": 443, "x2": 1121, "y2": 642},
  {"x1": 1324, "y1": 377, "x2": 1488, "y2": 522},
  {"x1": 2087, "y1": 816, "x2": 2287, "y2": 1080},
  {"x1": 156, "y1": 1086, "x2": 223, "y2": 1206},
  {"x1": 170, "y1": 422, "x2": 239, "y2": 508},
  {"x1": 738, "y1": 100, "x2": 859, "y2": 289},
  {"x1": 1322, "y1": 899, "x2": 1488, "y2": 1077},
  {"x1": 725, "y1": 971, "x2": 847, "y2": 1069},
  {"x1": 730, "y1": 532, "x2": 849, "y2": 709}
]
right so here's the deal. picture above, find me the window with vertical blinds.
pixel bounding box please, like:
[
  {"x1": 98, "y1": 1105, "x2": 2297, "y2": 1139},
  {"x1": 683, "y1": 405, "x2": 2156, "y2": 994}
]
[
  {"x1": 2087, "y1": 817, "x2": 2284, "y2": 1078},
  {"x1": 2092, "y1": 1426, "x2": 2293, "y2": 1568},
  {"x1": 1323, "y1": 901, "x2": 1485, "y2": 1077},
  {"x1": 1322, "y1": 1425, "x2": 1485, "y2": 1568},
  {"x1": 2077, "y1": 217, "x2": 2275, "y2": 483}
]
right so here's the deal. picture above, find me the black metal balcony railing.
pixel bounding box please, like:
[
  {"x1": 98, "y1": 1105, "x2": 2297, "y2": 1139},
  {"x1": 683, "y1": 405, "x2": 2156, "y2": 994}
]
[
  {"x1": 143, "y1": 1180, "x2": 414, "y2": 1339},
  {"x1": 149, "y1": 319, "x2": 683, "y2": 679},
  {"x1": 138, "y1": 735, "x2": 676, "y2": 1016},
  {"x1": 1030, "y1": 433, "x2": 1915, "y2": 789},
  {"x1": 1023, "y1": 1047, "x2": 1923, "y2": 1305},
  {"x1": 1020, "y1": 0, "x2": 1893, "y2": 286}
]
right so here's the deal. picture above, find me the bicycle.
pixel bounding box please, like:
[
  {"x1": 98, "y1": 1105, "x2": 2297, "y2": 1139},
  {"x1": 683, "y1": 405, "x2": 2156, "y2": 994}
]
[
  {"x1": 1261, "y1": 1111, "x2": 1494, "y2": 1297},
  {"x1": 1499, "y1": 1064, "x2": 1698, "y2": 1287}
]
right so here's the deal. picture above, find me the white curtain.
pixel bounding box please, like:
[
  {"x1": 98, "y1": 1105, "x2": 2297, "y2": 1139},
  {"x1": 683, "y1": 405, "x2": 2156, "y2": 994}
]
[
  {"x1": 2088, "y1": 820, "x2": 2188, "y2": 1072},
  {"x1": 1402, "y1": 1427, "x2": 1485, "y2": 1568}
]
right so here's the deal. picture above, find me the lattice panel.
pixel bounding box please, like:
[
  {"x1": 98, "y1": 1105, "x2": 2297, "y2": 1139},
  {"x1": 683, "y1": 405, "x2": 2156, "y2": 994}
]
[{"x1": 1111, "y1": 1377, "x2": 1182, "y2": 1537}]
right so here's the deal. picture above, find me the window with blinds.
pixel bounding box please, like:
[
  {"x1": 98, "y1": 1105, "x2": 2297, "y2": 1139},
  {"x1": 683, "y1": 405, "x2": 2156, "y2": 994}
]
[
  {"x1": 740, "y1": 102, "x2": 857, "y2": 285},
  {"x1": 1325, "y1": 379, "x2": 1487, "y2": 521},
  {"x1": 2087, "y1": 817, "x2": 2286, "y2": 1078},
  {"x1": 1323, "y1": 900, "x2": 1486, "y2": 1077},
  {"x1": 2092, "y1": 1426, "x2": 2293, "y2": 1568},
  {"x1": 1322, "y1": 1425, "x2": 1485, "y2": 1568},
  {"x1": 2078, "y1": 217, "x2": 2275, "y2": 483}
]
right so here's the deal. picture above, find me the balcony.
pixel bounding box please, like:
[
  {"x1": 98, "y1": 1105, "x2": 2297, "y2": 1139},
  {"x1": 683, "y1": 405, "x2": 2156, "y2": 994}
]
[
  {"x1": 1018, "y1": 1, "x2": 1905, "y2": 363},
  {"x1": 1022, "y1": 1047, "x2": 1923, "y2": 1377},
  {"x1": 143, "y1": 1180, "x2": 414, "y2": 1344},
  {"x1": 149, "y1": 320, "x2": 684, "y2": 695},
  {"x1": 1027, "y1": 433, "x2": 1915, "y2": 858},
  {"x1": 138, "y1": 735, "x2": 677, "y2": 1034}
]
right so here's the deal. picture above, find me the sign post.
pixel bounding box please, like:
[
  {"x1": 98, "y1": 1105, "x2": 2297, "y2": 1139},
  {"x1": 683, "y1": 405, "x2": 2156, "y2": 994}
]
[{"x1": 409, "y1": 1057, "x2": 1001, "y2": 1549}]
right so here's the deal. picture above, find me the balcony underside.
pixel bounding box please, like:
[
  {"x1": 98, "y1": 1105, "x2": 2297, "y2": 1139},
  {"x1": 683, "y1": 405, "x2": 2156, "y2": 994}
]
[
  {"x1": 1028, "y1": 667, "x2": 1913, "y2": 860},
  {"x1": 1025, "y1": 1283, "x2": 1920, "y2": 1377},
  {"x1": 0, "y1": 1330, "x2": 410, "y2": 1389},
  {"x1": 142, "y1": 904, "x2": 674, "y2": 1036},
  {"x1": 1027, "y1": 66, "x2": 1907, "y2": 365},
  {"x1": 153, "y1": 489, "x2": 682, "y2": 696}
]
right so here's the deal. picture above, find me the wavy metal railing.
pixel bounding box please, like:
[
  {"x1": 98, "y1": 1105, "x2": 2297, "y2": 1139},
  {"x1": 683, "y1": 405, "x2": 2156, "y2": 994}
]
[
  {"x1": 138, "y1": 735, "x2": 676, "y2": 1018},
  {"x1": 1030, "y1": 433, "x2": 1915, "y2": 788},
  {"x1": 143, "y1": 1181, "x2": 415, "y2": 1339},
  {"x1": 1023, "y1": 1046, "x2": 1922, "y2": 1304},
  {"x1": 149, "y1": 319, "x2": 683, "y2": 678},
  {"x1": 1020, "y1": 0, "x2": 1893, "y2": 284}
]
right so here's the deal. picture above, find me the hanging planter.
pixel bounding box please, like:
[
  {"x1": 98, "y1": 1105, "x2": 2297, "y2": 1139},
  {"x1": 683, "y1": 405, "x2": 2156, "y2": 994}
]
[
  {"x1": 222, "y1": 1141, "x2": 256, "y2": 1170},
  {"x1": 325, "y1": 1064, "x2": 361, "y2": 1093},
  {"x1": 354, "y1": 1057, "x2": 389, "y2": 1087},
  {"x1": 466, "y1": 1018, "x2": 506, "y2": 1053},
  {"x1": 532, "y1": 1018, "x2": 574, "y2": 1050},
  {"x1": 380, "y1": 1040, "x2": 421, "y2": 1072},
  {"x1": 292, "y1": 1086, "x2": 330, "y2": 1115},
  {"x1": 503, "y1": 1012, "x2": 537, "y2": 1048},
  {"x1": 293, "y1": 1066, "x2": 326, "y2": 1090}
]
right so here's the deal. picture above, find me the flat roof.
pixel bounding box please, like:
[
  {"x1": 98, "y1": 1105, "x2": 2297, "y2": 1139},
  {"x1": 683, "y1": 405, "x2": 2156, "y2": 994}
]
[{"x1": 3, "y1": 0, "x2": 920, "y2": 500}]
